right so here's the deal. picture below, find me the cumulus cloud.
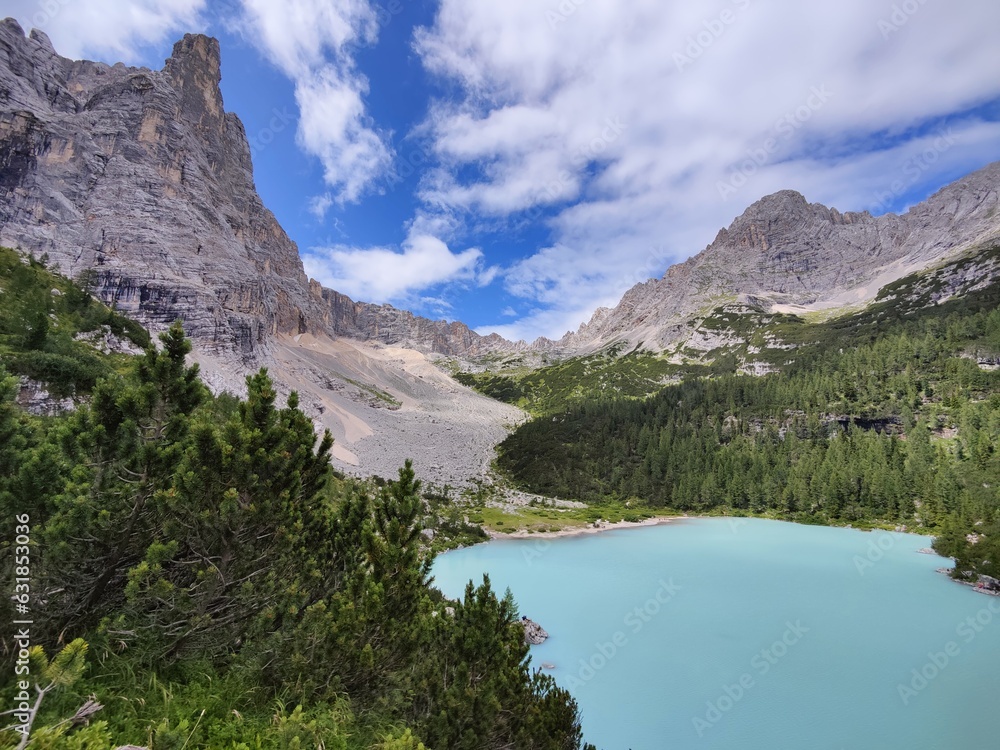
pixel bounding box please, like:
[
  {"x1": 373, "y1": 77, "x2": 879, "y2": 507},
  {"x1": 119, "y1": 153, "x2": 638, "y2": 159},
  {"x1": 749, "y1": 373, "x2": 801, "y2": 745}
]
[
  {"x1": 236, "y1": 0, "x2": 391, "y2": 203},
  {"x1": 5, "y1": 0, "x2": 206, "y2": 62},
  {"x1": 415, "y1": 0, "x2": 1000, "y2": 341},
  {"x1": 303, "y1": 229, "x2": 484, "y2": 305}
]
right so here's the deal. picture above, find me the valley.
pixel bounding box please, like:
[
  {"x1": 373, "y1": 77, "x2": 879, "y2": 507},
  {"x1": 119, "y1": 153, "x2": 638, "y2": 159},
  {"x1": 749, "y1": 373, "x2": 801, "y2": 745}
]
[{"x1": 1, "y1": 11, "x2": 999, "y2": 750}]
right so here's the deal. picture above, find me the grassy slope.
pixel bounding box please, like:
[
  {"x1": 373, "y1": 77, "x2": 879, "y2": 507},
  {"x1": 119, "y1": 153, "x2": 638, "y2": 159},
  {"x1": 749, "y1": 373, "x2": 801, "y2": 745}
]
[{"x1": 0, "y1": 247, "x2": 150, "y2": 396}]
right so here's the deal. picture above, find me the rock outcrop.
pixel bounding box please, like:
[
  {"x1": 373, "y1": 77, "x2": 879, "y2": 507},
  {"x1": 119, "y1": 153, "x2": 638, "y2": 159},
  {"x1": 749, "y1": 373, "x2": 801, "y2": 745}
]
[
  {"x1": 318, "y1": 285, "x2": 530, "y2": 356},
  {"x1": 0, "y1": 22, "x2": 304, "y2": 359},
  {"x1": 16, "y1": 376, "x2": 74, "y2": 416},
  {"x1": 522, "y1": 617, "x2": 549, "y2": 645}
]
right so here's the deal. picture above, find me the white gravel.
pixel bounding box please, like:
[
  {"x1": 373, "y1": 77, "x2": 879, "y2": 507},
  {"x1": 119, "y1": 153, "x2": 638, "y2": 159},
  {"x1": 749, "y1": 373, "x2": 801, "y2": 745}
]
[{"x1": 195, "y1": 333, "x2": 527, "y2": 487}]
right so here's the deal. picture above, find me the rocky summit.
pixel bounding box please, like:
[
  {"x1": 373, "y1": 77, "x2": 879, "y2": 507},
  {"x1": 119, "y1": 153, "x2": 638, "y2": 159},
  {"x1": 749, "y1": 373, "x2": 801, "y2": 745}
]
[
  {"x1": 560, "y1": 163, "x2": 1000, "y2": 354},
  {"x1": 0, "y1": 23, "x2": 305, "y2": 359}
]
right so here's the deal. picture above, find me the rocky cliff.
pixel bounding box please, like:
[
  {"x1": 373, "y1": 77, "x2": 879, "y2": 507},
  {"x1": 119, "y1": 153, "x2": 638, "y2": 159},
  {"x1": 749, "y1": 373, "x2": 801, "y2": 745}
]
[
  {"x1": 318, "y1": 284, "x2": 525, "y2": 356},
  {"x1": 0, "y1": 19, "x2": 501, "y2": 360},
  {"x1": 0, "y1": 20, "x2": 524, "y2": 486},
  {"x1": 0, "y1": 22, "x2": 303, "y2": 359},
  {"x1": 561, "y1": 162, "x2": 1000, "y2": 353}
]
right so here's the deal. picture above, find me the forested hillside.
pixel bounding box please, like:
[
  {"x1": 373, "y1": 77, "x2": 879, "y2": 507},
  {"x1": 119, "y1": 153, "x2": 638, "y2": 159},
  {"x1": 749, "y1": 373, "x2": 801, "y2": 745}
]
[
  {"x1": 0, "y1": 248, "x2": 149, "y2": 395},
  {"x1": 493, "y1": 246, "x2": 1000, "y2": 581},
  {"x1": 0, "y1": 251, "x2": 589, "y2": 750}
]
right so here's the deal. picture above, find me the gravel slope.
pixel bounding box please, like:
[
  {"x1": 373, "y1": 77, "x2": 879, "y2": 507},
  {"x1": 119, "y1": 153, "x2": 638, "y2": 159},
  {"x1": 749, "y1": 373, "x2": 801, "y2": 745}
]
[{"x1": 195, "y1": 333, "x2": 525, "y2": 487}]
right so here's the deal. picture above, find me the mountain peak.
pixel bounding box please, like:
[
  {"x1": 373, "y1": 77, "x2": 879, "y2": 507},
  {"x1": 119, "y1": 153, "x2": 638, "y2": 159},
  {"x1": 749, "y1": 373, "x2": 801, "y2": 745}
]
[
  {"x1": 709, "y1": 187, "x2": 873, "y2": 255},
  {"x1": 164, "y1": 34, "x2": 224, "y2": 127},
  {"x1": 747, "y1": 189, "x2": 809, "y2": 212},
  {"x1": 563, "y1": 161, "x2": 1000, "y2": 353},
  {"x1": 168, "y1": 33, "x2": 221, "y2": 76},
  {"x1": 0, "y1": 17, "x2": 24, "y2": 37}
]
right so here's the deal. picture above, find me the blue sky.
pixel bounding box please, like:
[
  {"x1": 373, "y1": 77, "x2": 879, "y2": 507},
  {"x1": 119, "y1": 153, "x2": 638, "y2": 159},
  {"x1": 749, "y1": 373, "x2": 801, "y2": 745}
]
[{"x1": 8, "y1": 0, "x2": 1000, "y2": 342}]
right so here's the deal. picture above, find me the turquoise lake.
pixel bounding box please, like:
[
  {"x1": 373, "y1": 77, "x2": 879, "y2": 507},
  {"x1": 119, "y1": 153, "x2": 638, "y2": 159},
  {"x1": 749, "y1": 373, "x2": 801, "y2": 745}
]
[{"x1": 432, "y1": 518, "x2": 1000, "y2": 750}]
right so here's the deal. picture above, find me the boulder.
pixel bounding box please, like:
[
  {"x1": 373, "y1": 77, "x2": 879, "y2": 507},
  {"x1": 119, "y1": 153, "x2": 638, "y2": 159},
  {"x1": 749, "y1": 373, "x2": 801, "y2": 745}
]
[{"x1": 521, "y1": 617, "x2": 549, "y2": 645}]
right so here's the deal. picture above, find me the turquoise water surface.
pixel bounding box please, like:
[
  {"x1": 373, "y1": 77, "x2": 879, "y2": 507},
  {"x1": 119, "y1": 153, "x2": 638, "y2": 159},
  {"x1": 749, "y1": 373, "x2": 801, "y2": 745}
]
[{"x1": 432, "y1": 518, "x2": 1000, "y2": 750}]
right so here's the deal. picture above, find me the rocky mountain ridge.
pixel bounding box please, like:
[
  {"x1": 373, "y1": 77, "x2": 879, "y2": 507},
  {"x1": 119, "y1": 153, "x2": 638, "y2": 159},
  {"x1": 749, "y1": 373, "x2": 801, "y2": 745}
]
[
  {"x1": 560, "y1": 163, "x2": 1000, "y2": 353},
  {"x1": 3, "y1": 19, "x2": 999, "y2": 365},
  {"x1": 2, "y1": 22, "x2": 999, "y2": 482}
]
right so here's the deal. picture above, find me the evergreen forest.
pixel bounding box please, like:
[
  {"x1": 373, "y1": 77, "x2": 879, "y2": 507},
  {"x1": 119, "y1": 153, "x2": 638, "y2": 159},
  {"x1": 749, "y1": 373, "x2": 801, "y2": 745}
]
[
  {"x1": 493, "y1": 247, "x2": 1000, "y2": 580},
  {"x1": 0, "y1": 249, "x2": 590, "y2": 749}
]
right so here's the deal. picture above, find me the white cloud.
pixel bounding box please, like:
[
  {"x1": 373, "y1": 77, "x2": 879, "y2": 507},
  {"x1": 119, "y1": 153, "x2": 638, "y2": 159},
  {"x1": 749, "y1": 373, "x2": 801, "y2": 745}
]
[
  {"x1": 309, "y1": 193, "x2": 335, "y2": 221},
  {"x1": 303, "y1": 230, "x2": 483, "y2": 304},
  {"x1": 236, "y1": 0, "x2": 391, "y2": 203},
  {"x1": 236, "y1": 0, "x2": 375, "y2": 76},
  {"x1": 5, "y1": 0, "x2": 206, "y2": 62},
  {"x1": 416, "y1": 0, "x2": 1000, "y2": 341},
  {"x1": 476, "y1": 264, "x2": 501, "y2": 287}
]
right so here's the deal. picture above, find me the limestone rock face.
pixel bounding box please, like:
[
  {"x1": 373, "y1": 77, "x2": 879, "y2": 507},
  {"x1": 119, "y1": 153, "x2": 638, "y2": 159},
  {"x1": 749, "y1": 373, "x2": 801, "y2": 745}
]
[
  {"x1": 16, "y1": 376, "x2": 74, "y2": 416},
  {"x1": 0, "y1": 21, "x2": 309, "y2": 359},
  {"x1": 319, "y1": 286, "x2": 532, "y2": 356},
  {"x1": 0, "y1": 20, "x2": 501, "y2": 360}
]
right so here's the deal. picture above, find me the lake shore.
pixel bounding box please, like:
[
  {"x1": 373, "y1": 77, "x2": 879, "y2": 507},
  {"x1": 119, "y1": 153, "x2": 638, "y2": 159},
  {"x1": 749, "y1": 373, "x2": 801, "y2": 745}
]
[{"x1": 486, "y1": 515, "x2": 681, "y2": 540}]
